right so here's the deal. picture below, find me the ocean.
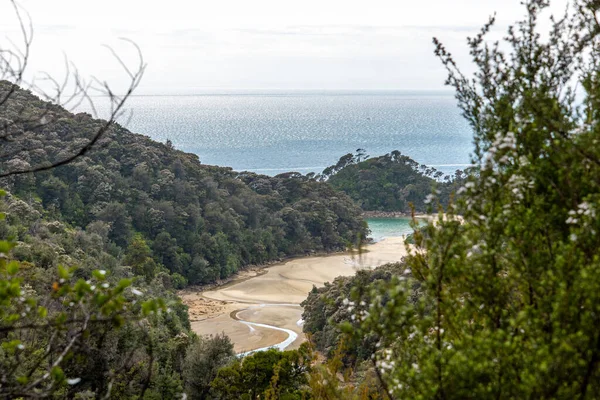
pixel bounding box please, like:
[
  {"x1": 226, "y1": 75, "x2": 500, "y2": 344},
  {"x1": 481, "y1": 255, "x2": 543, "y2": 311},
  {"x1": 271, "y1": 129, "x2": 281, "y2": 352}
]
[
  {"x1": 365, "y1": 217, "x2": 415, "y2": 242},
  {"x1": 93, "y1": 90, "x2": 474, "y2": 177}
]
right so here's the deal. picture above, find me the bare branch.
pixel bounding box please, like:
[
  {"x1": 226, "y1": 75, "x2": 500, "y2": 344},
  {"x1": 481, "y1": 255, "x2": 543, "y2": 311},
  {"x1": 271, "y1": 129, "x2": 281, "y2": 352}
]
[{"x1": 0, "y1": 39, "x2": 146, "y2": 178}]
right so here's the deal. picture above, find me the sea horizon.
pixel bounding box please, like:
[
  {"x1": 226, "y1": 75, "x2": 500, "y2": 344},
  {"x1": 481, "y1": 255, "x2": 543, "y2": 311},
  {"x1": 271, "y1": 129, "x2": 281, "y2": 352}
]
[{"x1": 82, "y1": 90, "x2": 474, "y2": 177}]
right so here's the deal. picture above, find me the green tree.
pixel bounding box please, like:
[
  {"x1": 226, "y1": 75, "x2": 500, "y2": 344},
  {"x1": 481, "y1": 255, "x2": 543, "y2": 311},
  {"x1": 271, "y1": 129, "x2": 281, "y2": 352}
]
[
  {"x1": 183, "y1": 333, "x2": 235, "y2": 399},
  {"x1": 355, "y1": 1, "x2": 600, "y2": 398},
  {"x1": 124, "y1": 234, "x2": 157, "y2": 282},
  {"x1": 324, "y1": 152, "x2": 464, "y2": 212},
  {"x1": 210, "y1": 348, "x2": 310, "y2": 399},
  {"x1": 0, "y1": 233, "x2": 168, "y2": 397},
  {"x1": 94, "y1": 202, "x2": 132, "y2": 248}
]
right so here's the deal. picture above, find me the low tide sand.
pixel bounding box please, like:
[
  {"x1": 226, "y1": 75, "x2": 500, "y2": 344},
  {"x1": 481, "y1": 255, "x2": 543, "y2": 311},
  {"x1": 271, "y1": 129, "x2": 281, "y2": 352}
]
[{"x1": 182, "y1": 237, "x2": 408, "y2": 353}]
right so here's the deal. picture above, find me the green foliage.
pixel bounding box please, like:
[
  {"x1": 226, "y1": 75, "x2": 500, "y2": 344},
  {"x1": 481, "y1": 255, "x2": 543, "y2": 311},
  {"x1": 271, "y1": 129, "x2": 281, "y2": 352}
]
[
  {"x1": 403, "y1": 224, "x2": 428, "y2": 245},
  {"x1": 0, "y1": 82, "x2": 368, "y2": 286},
  {"x1": 0, "y1": 242, "x2": 172, "y2": 397},
  {"x1": 183, "y1": 333, "x2": 235, "y2": 399},
  {"x1": 0, "y1": 189, "x2": 194, "y2": 398},
  {"x1": 353, "y1": 2, "x2": 600, "y2": 398},
  {"x1": 210, "y1": 347, "x2": 311, "y2": 399},
  {"x1": 124, "y1": 234, "x2": 157, "y2": 282},
  {"x1": 301, "y1": 263, "x2": 414, "y2": 365},
  {"x1": 306, "y1": 340, "x2": 387, "y2": 400},
  {"x1": 324, "y1": 150, "x2": 466, "y2": 212}
]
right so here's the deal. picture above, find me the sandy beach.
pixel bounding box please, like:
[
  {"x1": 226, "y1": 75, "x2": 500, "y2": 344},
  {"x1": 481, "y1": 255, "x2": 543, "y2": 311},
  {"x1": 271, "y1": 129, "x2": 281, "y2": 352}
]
[{"x1": 181, "y1": 237, "x2": 408, "y2": 353}]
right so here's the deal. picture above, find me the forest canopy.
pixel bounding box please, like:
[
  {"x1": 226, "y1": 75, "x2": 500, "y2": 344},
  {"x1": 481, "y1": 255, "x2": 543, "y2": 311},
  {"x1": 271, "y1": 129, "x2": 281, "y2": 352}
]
[
  {"x1": 322, "y1": 150, "x2": 465, "y2": 212},
  {"x1": 0, "y1": 81, "x2": 368, "y2": 287}
]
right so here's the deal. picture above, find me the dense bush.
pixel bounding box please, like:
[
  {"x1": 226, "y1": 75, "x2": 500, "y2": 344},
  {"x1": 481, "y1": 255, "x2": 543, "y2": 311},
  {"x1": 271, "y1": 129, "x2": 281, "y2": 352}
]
[
  {"x1": 351, "y1": 2, "x2": 600, "y2": 398},
  {"x1": 0, "y1": 189, "x2": 193, "y2": 398},
  {"x1": 323, "y1": 150, "x2": 465, "y2": 212},
  {"x1": 301, "y1": 262, "x2": 421, "y2": 366},
  {"x1": 210, "y1": 347, "x2": 311, "y2": 399},
  {"x1": 0, "y1": 82, "x2": 368, "y2": 286}
]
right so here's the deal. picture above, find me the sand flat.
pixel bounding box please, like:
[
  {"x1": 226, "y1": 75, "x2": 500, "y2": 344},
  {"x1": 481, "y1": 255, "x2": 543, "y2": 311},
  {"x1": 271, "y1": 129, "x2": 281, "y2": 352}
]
[{"x1": 186, "y1": 237, "x2": 407, "y2": 353}]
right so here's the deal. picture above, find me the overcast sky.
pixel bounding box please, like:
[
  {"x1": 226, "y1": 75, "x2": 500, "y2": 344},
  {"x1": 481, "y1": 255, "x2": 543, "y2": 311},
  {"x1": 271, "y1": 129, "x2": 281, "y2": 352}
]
[{"x1": 2, "y1": 0, "x2": 568, "y2": 94}]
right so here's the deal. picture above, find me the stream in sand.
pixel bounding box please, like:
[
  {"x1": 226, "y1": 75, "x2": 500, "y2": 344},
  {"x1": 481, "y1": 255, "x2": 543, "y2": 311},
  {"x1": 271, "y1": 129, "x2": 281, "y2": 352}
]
[{"x1": 182, "y1": 222, "x2": 413, "y2": 354}]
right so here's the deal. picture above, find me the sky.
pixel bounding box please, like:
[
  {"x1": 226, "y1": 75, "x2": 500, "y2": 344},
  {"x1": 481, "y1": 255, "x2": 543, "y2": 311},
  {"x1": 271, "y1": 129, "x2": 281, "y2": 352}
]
[{"x1": 1, "y1": 0, "x2": 569, "y2": 94}]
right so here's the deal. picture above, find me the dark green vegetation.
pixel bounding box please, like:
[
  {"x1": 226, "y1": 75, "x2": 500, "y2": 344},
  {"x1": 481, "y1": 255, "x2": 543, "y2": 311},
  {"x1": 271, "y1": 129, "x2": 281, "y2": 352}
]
[
  {"x1": 300, "y1": 263, "x2": 422, "y2": 398},
  {"x1": 301, "y1": 262, "x2": 416, "y2": 364},
  {"x1": 0, "y1": 81, "x2": 369, "y2": 398},
  {"x1": 210, "y1": 347, "x2": 310, "y2": 399},
  {"x1": 322, "y1": 150, "x2": 466, "y2": 212},
  {"x1": 329, "y1": 1, "x2": 600, "y2": 398},
  {"x1": 0, "y1": 187, "x2": 226, "y2": 398},
  {"x1": 0, "y1": 82, "x2": 367, "y2": 287},
  {"x1": 3, "y1": 0, "x2": 600, "y2": 398},
  {"x1": 183, "y1": 333, "x2": 236, "y2": 399}
]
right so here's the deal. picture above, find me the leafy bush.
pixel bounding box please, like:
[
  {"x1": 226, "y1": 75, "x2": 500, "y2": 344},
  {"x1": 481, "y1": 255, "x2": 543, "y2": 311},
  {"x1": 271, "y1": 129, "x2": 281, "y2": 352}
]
[
  {"x1": 0, "y1": 82, "x2": 368, "y2": 286},
  {"x1": 324, "y1": 150, "x2": 466, "y2": 212}
]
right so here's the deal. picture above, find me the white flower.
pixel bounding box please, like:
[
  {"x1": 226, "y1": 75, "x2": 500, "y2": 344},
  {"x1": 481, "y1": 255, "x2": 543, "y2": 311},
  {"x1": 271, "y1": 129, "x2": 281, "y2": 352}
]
[
  {"x1": 98, "y1": 270, "x2": 106, "y2": 275},
  {"x1": 570, "y1": 234, "x2": 578, "y2": 242},
  {"x1": 101, "y1": 283, "x2": 110, "y2": 288},
  {"x1": 576, "y1": 202, "x2": 596, "y2": 218},
  {"x1": 131, "y1": 288, "x2": 143, "y2": 296},
  {"x1": 67, "y1": 378, "x2": 81, "y2": 385}
]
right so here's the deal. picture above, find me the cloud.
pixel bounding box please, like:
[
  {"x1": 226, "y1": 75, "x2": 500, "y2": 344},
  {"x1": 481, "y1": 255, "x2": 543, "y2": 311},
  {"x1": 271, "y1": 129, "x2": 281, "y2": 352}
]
[
  {"x1": 36, "y1": 24, "x2": 77, "y2": 33},
  {"x1": 229, "y1": 24, "x2": 486, "y2": 38}
]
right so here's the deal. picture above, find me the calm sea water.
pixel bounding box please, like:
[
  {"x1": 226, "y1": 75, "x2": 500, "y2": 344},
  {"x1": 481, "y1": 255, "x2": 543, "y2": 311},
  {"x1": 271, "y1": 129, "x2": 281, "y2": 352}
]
[
  {"x1": 90, "y1": 91, "x2": 474, "y2": 177},
  {"x1": 366, "y1": 218, "x2": 415, "y2": 242}
]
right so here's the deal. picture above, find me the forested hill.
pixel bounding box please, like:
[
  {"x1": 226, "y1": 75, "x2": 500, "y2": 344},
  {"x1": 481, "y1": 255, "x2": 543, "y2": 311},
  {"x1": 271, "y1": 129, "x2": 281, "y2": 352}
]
[
  {"x1": 323, "y1": 150, "x2": 466, "y2": 212},
  {"x1": 0, "y1": 82, "x2": 367, "y2": 287}
]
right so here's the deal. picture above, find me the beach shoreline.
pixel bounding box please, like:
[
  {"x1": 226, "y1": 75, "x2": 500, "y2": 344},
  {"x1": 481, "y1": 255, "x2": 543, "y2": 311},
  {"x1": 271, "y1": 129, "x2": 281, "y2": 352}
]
[{"x1": 181, "y1": 236, "x2": 408, "y2": 354}]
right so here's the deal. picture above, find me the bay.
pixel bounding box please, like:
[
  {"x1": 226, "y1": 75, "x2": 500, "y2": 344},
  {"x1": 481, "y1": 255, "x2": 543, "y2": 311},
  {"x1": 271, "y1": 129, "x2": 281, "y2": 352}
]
[
  {"x1": 88, "y1": 90, "x2": 474, "y2": 177},
  {"x1": 366, "y1": 217, "x2": 414, "y2": 242}
]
